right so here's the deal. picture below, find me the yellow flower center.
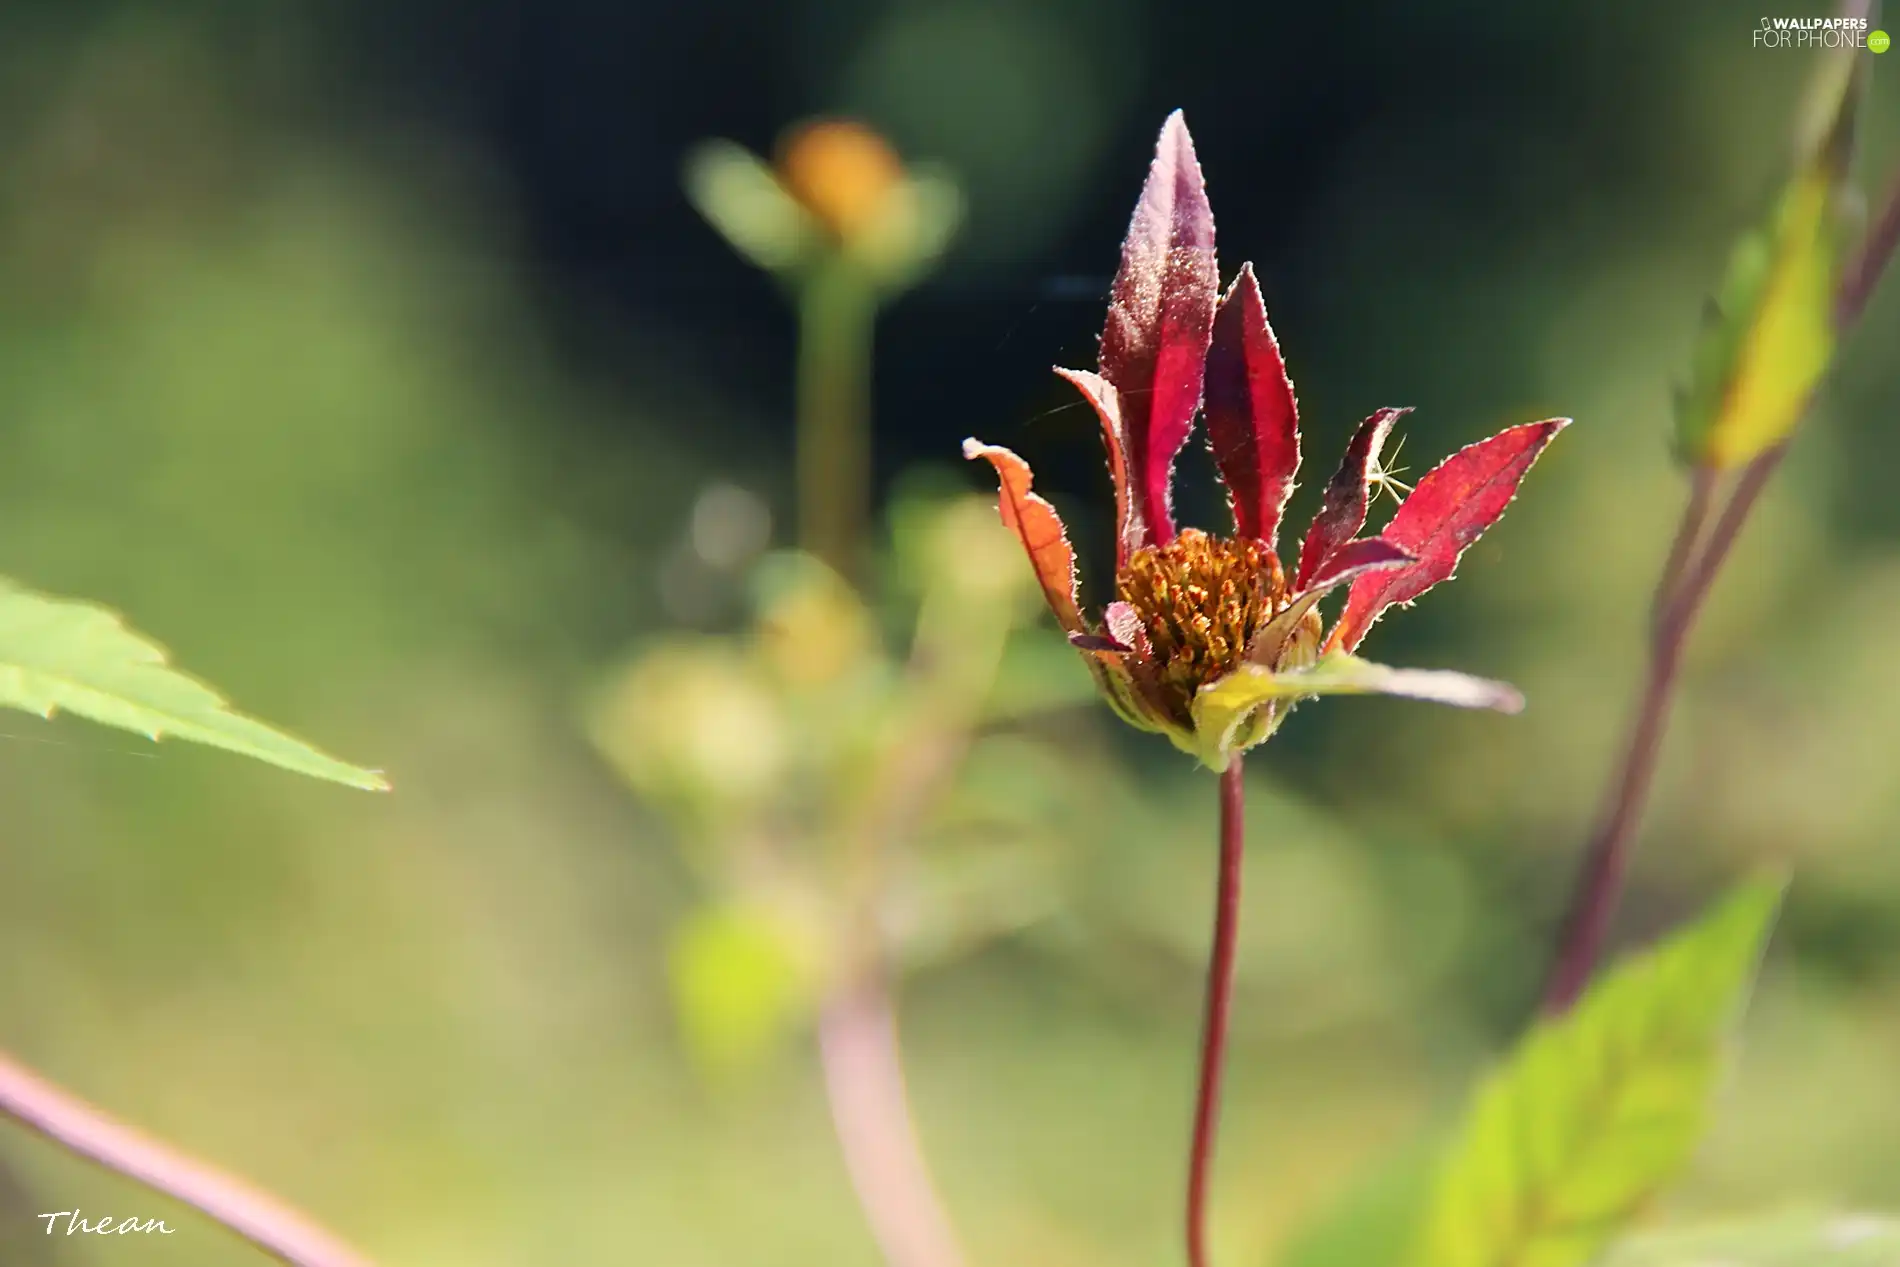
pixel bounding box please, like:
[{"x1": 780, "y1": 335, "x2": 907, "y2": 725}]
[
  {"x1": 1117, "y1": 529, "x2": 1291, "y2": 720},
  {"x1": 776, "y1": 120, "x2": 906, "y2": 243}
]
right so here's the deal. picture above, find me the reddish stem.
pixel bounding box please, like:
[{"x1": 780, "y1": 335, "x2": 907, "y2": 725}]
[
  {"x1": 1545, "y1": 51, "x2": 1899, "y2": 1011},
  {"x1": 1650, "y1": 466, "x2": 1716, "y2": 635},
  {"x1": 1187, "y1": 757, "x2": 1245, "y2": 1267},
  {"x1": 818, "y1": 976, "x2": 966, "y2": 1267},
  {"x1": 1541, "y1": 633, "x2": 1683, "y2": 1014},
  {"x1": 1837, "y1": 166, "x2": 1900, "y2": 330},
  {"x1": 0, "y1": 1047, "x2": 372, "y2": 1267},
  {"x1": 1542, "y1": 446, "x2": 1785, "y2": 1013},
  {"x1": 1664, "y1": 446, "x2": 1788, "y2": 636}
]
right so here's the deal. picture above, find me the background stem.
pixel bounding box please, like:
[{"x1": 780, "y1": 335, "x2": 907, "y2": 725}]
[
  {"x1": 817, "y1": 720, "x2": 971, "y2": 1267},
  {"x1": 1542, "y1": 446, "x2": 1785, "y2": 1013},
  {"x1": 0, "y1": 1047, "x2": 371, "y2": 1267},
  {"x1": 794, "y1": 250, "x2": 972, "y2": 1267},
  {"x1": 818, "y1": 978, "x2": 967, "y2": 1267},
  {"x1": 1188, "y1": 758, "x2": 1246, "y2": 1267},
  {"x1": 1543, "y1": 75, "x2": 1900, "y2": 1012},
  {"x1": 1837, "y1": 168, "x2": 1900, "y2": 329},
  {"x1": 1540, "y1": 627, "x2": 1685, "y2": 1014},
  {"x1": 1650, "y1": 467, "x2": 1716, "y2": 634},
  {"x1": 1663, "y1": 447, "x2": 1788, "y2": 636},
  {"x1": 796, "y1": 262, "x2": 876, "y2": 582}
]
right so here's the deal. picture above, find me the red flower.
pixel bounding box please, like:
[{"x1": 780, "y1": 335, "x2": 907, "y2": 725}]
[{"x1": 966, "y1": 112, "x2": 1567, "y2": 770}]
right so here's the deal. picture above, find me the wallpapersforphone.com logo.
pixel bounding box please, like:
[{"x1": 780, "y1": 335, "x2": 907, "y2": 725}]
[{"x1": 1754, "y1": 14, "x2": 1888, "y2": 49}]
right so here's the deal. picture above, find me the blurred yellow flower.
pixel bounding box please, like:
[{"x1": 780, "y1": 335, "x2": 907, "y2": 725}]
[
  {"x1": 684, "y1": 118, "x2": 961, "y2": 290},
  {"x1": 776, "y1": 119, "x2": 908, "y2": 245}
]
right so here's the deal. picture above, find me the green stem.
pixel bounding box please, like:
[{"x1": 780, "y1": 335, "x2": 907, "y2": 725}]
[
  {"x1": 796, "y1": 262, "x2": 878, "y2": 582},
  {"x1": 797, "y1": 258, "x2": 971, "y2": 1267}
]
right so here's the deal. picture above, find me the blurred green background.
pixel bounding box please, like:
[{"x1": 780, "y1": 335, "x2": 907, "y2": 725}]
[{"x1": 0, "y1": 1, "x2": 1897, "y2": 1264}]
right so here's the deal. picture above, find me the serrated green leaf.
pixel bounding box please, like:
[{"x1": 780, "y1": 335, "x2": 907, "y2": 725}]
[
  {"x1": 0, "y1": 578, "x2": 386, "y2": 790},
  {"x1": 1411, "y1": 877, "x2": 1784, "y2": 1267},
  {"x1": 1603, "y1": 1211, "x2": 1900, "y2": 1266},
  {"x1": 1675, "y1": 44, "x2": 1860, "y2": 469}
]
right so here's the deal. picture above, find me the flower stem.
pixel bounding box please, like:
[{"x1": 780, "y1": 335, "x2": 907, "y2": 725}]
[
  {"x1": 818, "y1": 974, "x2": 966, "y2": 1267},
  {"x1": 1545, "y1": 130, "x2": 1900, "y2": 1012},
  {"x1": 796, "y1": 261, "x2": 877, "y2": 582},
  {"x1": 1837, "y1": 167, "x2": 1900, "y2": 330},
  {"x1": 1663, "y1": 446, "x2": 1788, "y2": 638},
  {"x1": 1188, "y1": 757, "x2": 1246, "y2": 1267},
  {"x1": 0, "y1": 1047, "x2": 372, "y2": 1266},
  {"x1": 1650, "y1": 466, "x2": 1716, "y2": 636},
  {"x1": 1542, "y1": 446, "x2": 1785, "y2": 1013},
  {"x1": 814, "y1": 639, "x2": 987, "y2": 1267}
]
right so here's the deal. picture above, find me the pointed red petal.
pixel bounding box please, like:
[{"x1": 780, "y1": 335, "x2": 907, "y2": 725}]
[
  {"x1": 1294, "y1": 407, "x2": 1408, "y2": 589},
  {"x1": 1205, "y1": 264, "x2": 1300, "y2": 548},
  {"x1": 1327, "y1": 419, "x2": 1569, "y2": 653},
  {"x1": 963, "y1": 439, "x2": 1086, "y2": 634},
  {"x1": 1250, "y1": 539, "x2": 1412, "y2": 669},
  {"x1": 1054, "y1": 367, "x2": 1144, "y2": 571},
  {"x1": 1098, "y1": 110, "x2": 1218, "y2": 546},
  {"x1": 1301, "y1": 537, "x2": 1413, "y2": 593}
]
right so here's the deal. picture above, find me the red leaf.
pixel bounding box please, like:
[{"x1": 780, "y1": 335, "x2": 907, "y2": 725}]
[
  {"x1": 963, "y1": 439, "x2": 1086, "y2": 634},
  {"x1": 1327, "y1": 419, "x2": 1569, "y2": 653},
  {"x1": 1054, "y1": 367, "x2": 1143, "y2": 571},
  {"x1": 1098, "y1": 110, "x2": 1218, "y2": 547},
  {"x1": 1205, "y1": 264, "x2": 1300, "y2": 548},
  {"x1": 1294, "y1": 407, "x2": 1408, "y2": 590}
]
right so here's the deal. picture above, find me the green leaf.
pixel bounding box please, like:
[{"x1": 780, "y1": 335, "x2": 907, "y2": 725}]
[
  {"x1": 1277, "y1": 1141, "x2": 1437, "y2": 1267},
  {"x1": 0, "y1": 578, "x2": 386, "y2": 790},
  {"x1": 1190, "y1": 652, "x2": 1523, "y2": 771},
  {"x1": 1603, "y1": 1211, "x2": 1900, "y2": 1266},
  {"x1": 1674, "y1": 44, "x2": 1860, "y2": 469},
  {"x1": 1411, "y1": 877, "x2": 1785, "y2": 1267}
]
